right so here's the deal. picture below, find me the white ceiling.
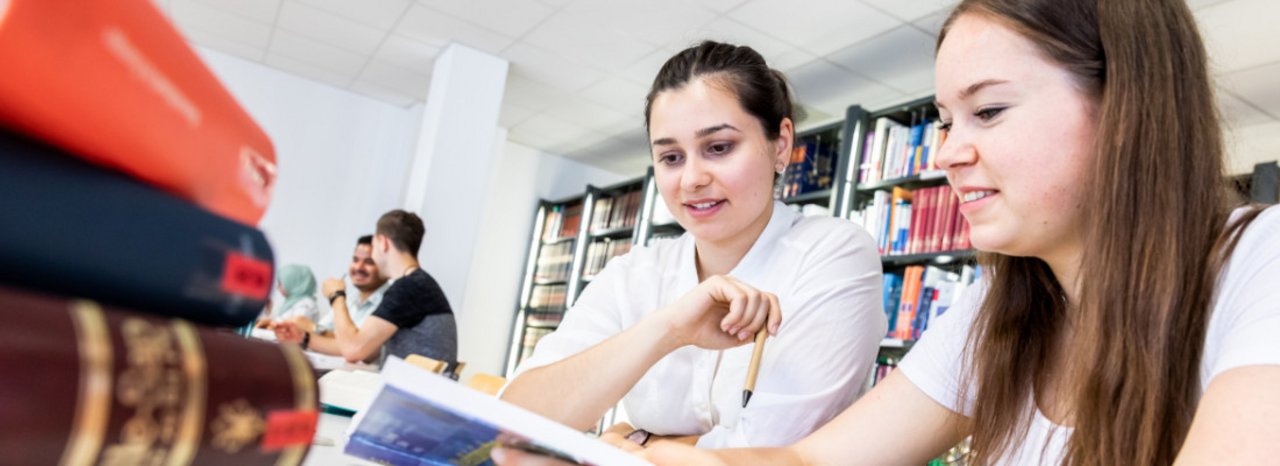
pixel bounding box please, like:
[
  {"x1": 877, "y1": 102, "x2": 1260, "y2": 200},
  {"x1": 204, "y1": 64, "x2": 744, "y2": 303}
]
[{"x1": 153, "y1": 0, "x2": 1280, "y2": 175}]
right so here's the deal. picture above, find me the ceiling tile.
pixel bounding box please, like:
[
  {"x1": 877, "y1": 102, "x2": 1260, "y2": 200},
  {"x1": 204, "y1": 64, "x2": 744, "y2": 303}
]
[
  {"x1": 276, "y1": 1, "x2": 387, "y2": 55},
  {"x1": 356, "y1": 60, "x2": 432, "y2": 98},
  {"x1": 268, "y1": 29, "x2": 369, "y2": 76},
  {"x1": 561, "y1": 0, "x2": 718, "y2": 50},
  {"x1": 787, "y1": 59, "x2": 904, "y2": 115},
  {"x1": 349, "y1": 80, "x2": 420, "y2": 107},
  {"x1": 170, "y1": 0, "x2": 274, "y2": 49},
  {"x1": 510, "y1": 113, "x2": 597, "y2": 148},
  {"x1": 703, "y1": 0, "x2": 750, "y2": 14},
  {"x1": 1197, "y1": 0, "x2": 1280, "y2": 73},
  {"x1": 373, "y1": 35, "x2": 442, "y2": 76},
  {"x1": 520, "y1": 11, "x2": 659, "y2": 72},
  {"x1": 683, "y1": 17, "x2": 796, "y2": 63},
  {"x1": 504, "y1": 74, "x2": 573, "y2": 112},
  {"x1": 1217, "y1": 87, "x2": 1274, "y2": 127},
  {"x1": 621, "y1": 48, "x2": 680, "y2": 86},
  {"x1": 292, "y1": 0, "x2": 411, "y2": 29},
  {"x1": 1219, "y1": 62, "x2": 1280, "y2": 119},
  {"x1": 859, "y1": 0, "x2": 957, "y2": 22},
  {"x1": 541, "y1": 97, "x2": 633, "y2": 132},
  {"x1": 417, "y1": 0, "x2": 556, "y2": 38},
  {"x1": 264, "y1": 52, "x2": 358, "y2": 88},
  {"x1": 826, "y1": 25, "x2": 936, "y2": 95},
  {"x1": 1224, "y1": 120, "x2": 1280, "y2": 174},
  {"x1": 730, "y1": 0, "x2": 902, "y2": 57},
  {"x1": 912, "y1": 8, "x2": 952, "y2": 38},
  {"x1": 396, "y1": 4, "x2": 515, "y2": 56},
  {"x1": 1187, "y1": 0, "x2": 1234, "y2": 11},
  {"x1": 499, "y1": 102, "x2": 538, "y2": 128},
  {"x1": 502, "y1": 43, "x2": 606, "y2": 93},
  {"x1": 775, "y1": 49, "x2": 820, "y2": 72},
  {"x1": 579, "y1": 77, "x2": 649, "y2": 116},
  {"x1": 183, "y1": 26, "x2": 267, "y2": 63},
  {"x1": 184, "y1": 0, "x2": 281, "y2": 24}
]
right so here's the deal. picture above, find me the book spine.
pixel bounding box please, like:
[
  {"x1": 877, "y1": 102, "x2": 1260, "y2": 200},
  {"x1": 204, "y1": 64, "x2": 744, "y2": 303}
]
[
  {"x1": 0, "y1": 0, "x2": 276, "y2": 225},
  {"x1": 0, "y1": 286, "x2": 317, "y2": 465},
  {"x1": 0, "y1": 130, "x2": 273, "y2": 327}
]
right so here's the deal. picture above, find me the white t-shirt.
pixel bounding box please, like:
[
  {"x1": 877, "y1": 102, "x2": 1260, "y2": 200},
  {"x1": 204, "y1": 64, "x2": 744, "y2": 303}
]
[
  {"x1": 514, "y1": 201, "x2": 887, "y2": 448},
  {"x1": 899, "y1": 206, "x2": 1280, "y2": 465}
]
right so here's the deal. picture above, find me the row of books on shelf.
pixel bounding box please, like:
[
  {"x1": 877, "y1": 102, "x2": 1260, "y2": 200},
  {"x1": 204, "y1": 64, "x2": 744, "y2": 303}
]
[
  {"x1": 0, "y1": 1, "x2": 315, "y2": 463},
  {"x1": 859, "y1": 116, "x2": 946, "y2": 185},
  {"x1": 541, "y1": 204, "x2": 583, "y2": 242},
  {"x1": 525, "y1": 307, "x2": 567, "y2": 329},
  {"x1": 533, "y1": 241, "x2": 575, "y2": 283},
  {"x1": 590, "y1": 190, "x2": 643, "y2": 233},
  {"x1": 528, "y1": 284, "x2": 569, "y2": 314},
  {"x1": 855, "y1": 185, "x2": 971, "y2": 256},
  {"x1": 780, "y1": 132, "x2": 839, "y2": 198},
  {"x1": 516, "y1": 327, "x2": 554, "y2": 370},
  {"x1": 582, "y1": 238, "x2": 633, "y2": 279},
  {"x1": 884, "y1": 264, "x2": 980, "y2": 341}
]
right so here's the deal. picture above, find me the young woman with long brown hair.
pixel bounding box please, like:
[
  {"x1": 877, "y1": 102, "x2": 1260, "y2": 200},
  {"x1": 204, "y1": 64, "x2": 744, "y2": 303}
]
[{"x1": 497, "y1": 0, "x2": 1280, "y2": 464}]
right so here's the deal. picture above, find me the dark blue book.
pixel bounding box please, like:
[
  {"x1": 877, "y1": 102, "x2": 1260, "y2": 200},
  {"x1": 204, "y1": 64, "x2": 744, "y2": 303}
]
[
  {"x1": 0, "y1": 129, "x2": 273, "y2": 327},
  {"x1": 345, "y1": 358, "x2": 646, "y2": 466}
]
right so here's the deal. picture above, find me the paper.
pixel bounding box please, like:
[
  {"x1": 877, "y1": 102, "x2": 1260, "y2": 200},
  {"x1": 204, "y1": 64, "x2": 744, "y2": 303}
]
[{"x1": 344, "y1": 357, "x2": 651, "y2": 466}]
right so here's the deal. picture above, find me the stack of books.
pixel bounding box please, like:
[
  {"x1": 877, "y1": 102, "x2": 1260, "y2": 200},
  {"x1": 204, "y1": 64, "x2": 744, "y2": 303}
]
[{"x1": 0, "y1": 1, "x2": 316, "y2": 464}]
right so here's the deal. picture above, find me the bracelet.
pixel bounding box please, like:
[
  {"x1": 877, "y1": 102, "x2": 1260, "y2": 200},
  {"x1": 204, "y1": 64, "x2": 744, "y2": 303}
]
[
  {"x1": 328, "y1": 290, "x2": 346, "y2": 305},
  {"x1": 301, "y1": 331, "x2": 311, "y2": 350}
]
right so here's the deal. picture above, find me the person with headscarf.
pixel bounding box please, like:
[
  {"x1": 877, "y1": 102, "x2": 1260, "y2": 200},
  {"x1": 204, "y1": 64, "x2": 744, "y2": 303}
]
[{"x1": 268, "y1": 264, "x2": 320, "y2": 324}]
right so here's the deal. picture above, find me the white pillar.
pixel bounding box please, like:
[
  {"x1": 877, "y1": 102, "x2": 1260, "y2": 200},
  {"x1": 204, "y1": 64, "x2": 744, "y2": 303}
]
[{"x1": 402, "y1": 43, "x2": 508, "y2": 315}]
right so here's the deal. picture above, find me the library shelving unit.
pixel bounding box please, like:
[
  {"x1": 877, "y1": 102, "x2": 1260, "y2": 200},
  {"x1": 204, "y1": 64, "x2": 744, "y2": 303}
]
[
  {"x1": 845, "y1": 97, "x2": 981, "y2": 466},
  {"x1": 777, "y1": 118, "x2": 859, "y2": 216},
  {"x1": 842, "y1": 95, "x2": 980, "y2": 375},
  {"x1": 579, "y1": 177, "x2": 647, "y2": 292},
  {"x1": 504, "y1": 195, "x2": 585, "y2": 376},
  {"x1": 505, "y1": 173, "x2": 669, "y2": 376}
]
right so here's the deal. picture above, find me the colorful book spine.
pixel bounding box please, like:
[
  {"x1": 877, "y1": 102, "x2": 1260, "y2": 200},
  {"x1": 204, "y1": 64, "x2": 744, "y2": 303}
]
[
  {"x1": 0, "y1": 286, "x2": 317, "y2": 465},
  {"x1": 0, "y1": 130, "x2": 274, "y2": 327},
  {"x1": 0, "y1": 0, "x2": 276, "y2": 225}
]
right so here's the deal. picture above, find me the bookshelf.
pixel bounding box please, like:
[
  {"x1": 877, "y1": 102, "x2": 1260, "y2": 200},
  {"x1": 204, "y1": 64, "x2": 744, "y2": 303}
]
[
  {"x1": 504, "y1": 195, "x2": 585, "y2": 376},
  {"x1": 840, "y1": 95, "x2": 980, "y2": 379},
  {"x1": 843, "y1": 97, "x2": 982, "y2": 466},
  {"x1": 778, "y1": 120, "x2": 855, "y2": 216}
]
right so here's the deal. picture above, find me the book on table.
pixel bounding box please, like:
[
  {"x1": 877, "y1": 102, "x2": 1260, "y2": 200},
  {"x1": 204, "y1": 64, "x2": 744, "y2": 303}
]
[{"x1": 344, "y1": 357, "x2": 650, "y2": 466}]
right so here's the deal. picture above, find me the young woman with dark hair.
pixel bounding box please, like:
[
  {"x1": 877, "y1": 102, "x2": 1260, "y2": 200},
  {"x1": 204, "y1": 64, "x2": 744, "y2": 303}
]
[{"x1": 499, "y1": 41, "x2": 886, "y2": 450}]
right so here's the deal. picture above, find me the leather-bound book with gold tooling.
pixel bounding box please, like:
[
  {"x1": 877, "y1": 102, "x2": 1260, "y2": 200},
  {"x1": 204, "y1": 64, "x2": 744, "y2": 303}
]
[{"x1": 0, "y1": 285, "x2": 318, "y2": 466}]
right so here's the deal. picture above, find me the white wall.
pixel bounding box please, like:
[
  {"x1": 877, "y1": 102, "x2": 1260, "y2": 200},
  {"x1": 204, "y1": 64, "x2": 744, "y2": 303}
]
[
  {"x1": 456, "y1": 141, "x2": 630, "y2": 379},
  {"x1": 194, "y1": 47, "x2": 422, "y2": 280}
]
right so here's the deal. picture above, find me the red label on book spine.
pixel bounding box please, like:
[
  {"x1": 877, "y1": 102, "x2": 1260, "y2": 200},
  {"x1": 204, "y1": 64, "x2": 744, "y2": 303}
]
[
  {"x1": 261, "y1": 409, "x2": 318, "y2": 451},
  {"x1": 222, "y1": 252, "x2": 272, "y2": 298}
]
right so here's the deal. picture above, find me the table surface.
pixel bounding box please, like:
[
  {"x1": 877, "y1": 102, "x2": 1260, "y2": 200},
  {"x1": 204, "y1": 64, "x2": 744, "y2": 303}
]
[{"x1": 302, "y1": 412, "x2": 378, "y2": 466}]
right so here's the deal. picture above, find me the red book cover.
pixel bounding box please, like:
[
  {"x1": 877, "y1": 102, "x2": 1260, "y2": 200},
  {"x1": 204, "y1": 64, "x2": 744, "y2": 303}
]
[
  {"x1": 0, "y1": 0, "x2": 276, "y2": 226},
  {"x1": 942, "y1": 189, "x2": 958, "y2": 252},
  {"x1": 922, "y1": 187, "x2": 936, "y2": 254},
  {"x1": 935, "y1": 187, "x2": 951, "y2": 252}
]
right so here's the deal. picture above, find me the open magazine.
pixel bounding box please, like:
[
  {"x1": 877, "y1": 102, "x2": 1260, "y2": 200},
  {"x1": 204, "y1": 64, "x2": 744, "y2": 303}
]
[{"x1": 344, "y1": 357, "x2": 651, "y2": 466}]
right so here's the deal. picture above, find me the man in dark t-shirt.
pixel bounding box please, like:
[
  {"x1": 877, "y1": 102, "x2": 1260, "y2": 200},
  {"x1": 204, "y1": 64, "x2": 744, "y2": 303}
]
[
  {"x1": 275, "y1": 210, "x2": 457, "y2": 365},
  {"x1": 372, "y1": 268, "x2": 456, "y2": 362}
]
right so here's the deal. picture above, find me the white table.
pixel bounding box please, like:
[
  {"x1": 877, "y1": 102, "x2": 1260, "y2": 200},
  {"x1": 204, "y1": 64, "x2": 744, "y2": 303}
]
[{"x1": 301, "y1": 412, "x2": 377, "y2": 466}]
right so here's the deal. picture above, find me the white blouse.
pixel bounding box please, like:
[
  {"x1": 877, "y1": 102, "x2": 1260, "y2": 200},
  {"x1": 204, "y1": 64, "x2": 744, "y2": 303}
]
[
  {"x1": 515, "y1": 202, "x2": 887, "y2": 448},
  {"x1": 899, "y1": 206, "x2": 1280, "y2": 465}
]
